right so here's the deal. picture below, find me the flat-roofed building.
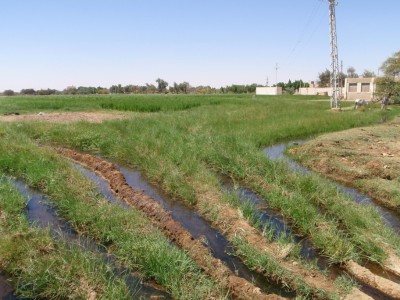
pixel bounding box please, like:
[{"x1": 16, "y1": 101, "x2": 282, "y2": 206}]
[
  {"x1": 344, "y1": 77, "x2": 375, "y2": 100},
  {"x1": 256, "y1": 87, "x2": 283, "y2": 95}
]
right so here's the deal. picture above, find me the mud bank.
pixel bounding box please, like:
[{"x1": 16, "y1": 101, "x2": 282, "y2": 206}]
[
  {"x1": 115, "y1": 165, "x2": 291, "y2": 297},
  {"x1": 264, "y1": 141, "x2": 400, "y2": 298},
  {"x1": 264, "y1": 141, "x2": 400, "y2": 234},
  {"x1": 78, "y1": 163, "x2": 291, "y2": 297},
  {"x1": 56, "y1": 147, "x2": 283, "y2": 300},
  {"x1": 287, "y1": 118, "x2": 400, "y2": 219},
  {"x1": 222, "y1": 180, "x2": 335, "y2": 271}
]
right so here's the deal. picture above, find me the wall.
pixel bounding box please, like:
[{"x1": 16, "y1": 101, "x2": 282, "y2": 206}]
[
  {"x1": 299, "y1": 87, "x2": 345, "y2": 96},
  {"x1": 256, "y1": 87, "x2": 283, "y2": 95}
]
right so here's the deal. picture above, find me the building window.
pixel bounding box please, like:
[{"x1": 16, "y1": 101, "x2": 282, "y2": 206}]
[
  {"x1": 348, "y1": 83, "x2": 357, "y2": 92},
  {"x1": 361, "y1": 83, "x2": 370, "y2": 92}
]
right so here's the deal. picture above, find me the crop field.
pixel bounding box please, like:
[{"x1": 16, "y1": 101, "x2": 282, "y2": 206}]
[{"x1": 0, "y1": 94, "x2": 400, "y2": 299}]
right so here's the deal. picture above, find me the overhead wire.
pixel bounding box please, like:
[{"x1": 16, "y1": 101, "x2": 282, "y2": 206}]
[{"x1": 281, "y1": 1, "x2": 325, "y2": 76}]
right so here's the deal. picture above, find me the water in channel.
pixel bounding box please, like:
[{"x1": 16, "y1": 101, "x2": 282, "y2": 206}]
[
  {"x1": 222, "y1": 180, "x2": 320, "y2": 261},
  {"x1": 77, "y1": 162, "x2": 294, "y2": 297},
  {"x1": 263, "y1": 141, "x2": 400, "y2": 234},
  {"x1": 3, "y1": 179, "x2": 170, "y2": 300}
]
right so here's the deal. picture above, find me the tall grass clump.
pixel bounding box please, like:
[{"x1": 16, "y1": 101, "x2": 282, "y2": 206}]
[
  {"x1": 0, "y1": 177, "x2": 131, "y2": 299},
  {"x1": 0, "y1": 133, "x2": 226, "y2": 299}
]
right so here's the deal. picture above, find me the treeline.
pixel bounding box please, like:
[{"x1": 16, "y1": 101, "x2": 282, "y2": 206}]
[
  {"x1": 1, "y1": 79, "x2": 267, "y2": 96},
  {"x1": 2, "y1": 79, "x2": 316, "y2": 97},
  {"x1": 276, "y1": 80, "x2": 310, "y2": 94}
]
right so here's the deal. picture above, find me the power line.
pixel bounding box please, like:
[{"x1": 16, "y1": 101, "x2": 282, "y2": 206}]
[{"x1": 285, "y1": 1, "x2": 323, "y2": 63}]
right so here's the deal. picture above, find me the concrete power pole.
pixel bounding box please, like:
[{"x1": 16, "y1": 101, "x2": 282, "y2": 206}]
[{"x1": 328, "y1": 0, "x2": 340, "y2": 109}]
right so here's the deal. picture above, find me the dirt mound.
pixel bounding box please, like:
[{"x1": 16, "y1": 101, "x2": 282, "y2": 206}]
[
  {"x1": 0, "y1": 112, "x2": 129, "y2": 123},
  {"x1": 289, "y1": 117, "x2": 400, "y2": 210},
  {"x1": 56, "y1": 147, "x2": 283, "y2": 300}
]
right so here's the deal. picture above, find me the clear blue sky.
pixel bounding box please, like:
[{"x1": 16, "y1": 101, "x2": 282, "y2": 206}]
[{"x1": 1, "y1": 0, "x2": 399, "y2": 91}]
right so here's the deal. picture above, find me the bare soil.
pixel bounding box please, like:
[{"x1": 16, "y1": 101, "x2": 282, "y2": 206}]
[
  {"x1": 288, "y1": 117, "x2": 400, "y2": 210},
  {"x1": 56, "y1": 148, "x2": 282, "y2": 300},
  {"x1": 0, "y1": 111, "x2": 129, "y2": 123}
]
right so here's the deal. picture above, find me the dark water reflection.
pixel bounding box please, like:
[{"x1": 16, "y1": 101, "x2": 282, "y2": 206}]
[{"x1": 0, "y1": 271, "x2": 18, "y2": 300}]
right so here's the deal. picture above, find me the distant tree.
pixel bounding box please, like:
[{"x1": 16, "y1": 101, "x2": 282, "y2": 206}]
[
  {"x1": 20, "y1": 88, "x2": 36, "y2": 95},
  {"x1": 174, "y1": 82, "x2": 180, "y2": 94},
  {"x1": 156, "y1": 78, "x2": 168, "y2": 93},
  {"x1": 317, "y1": 69, "x2": 331, "y2": 87},
  {"x1": 362, "y1": 69, "x2": 376, "y2": 78},
  {"x1": 380, "y1": 50, "x2": 400, "y2": 78},
  {"x1": 3, "y1": 89, "x2": 15, "y2": 96},
  {"x1": 37, "y1": 89, "x2": 57, "y2": 95},
  {"x1": 317, "y1": 69, "x2": 346, "y2": 88},
  {"x1": 96, "y1": 87, "x2": 109, "y2": 94},
  {"x1": 178, "y1": 82, "x2": 190, "y2": 94},
  {"x1": 146, "y1": 83, "x2": 157, "y2": 94},
  {"x1": 347, "y1": 66, "x2": 358, "y2": 78},
  {"x1": 109, "y1": 84, "x2": 124, "y2": 94},
  {"x1": 76, "y1": 86, "x2": 96, "y2": 94},
  {"x1": 64, "y1": 86, "x2": 77, "y2": 95},
  {"x1": 376, "y1": 76, "x2": 400, "y2": 100}
]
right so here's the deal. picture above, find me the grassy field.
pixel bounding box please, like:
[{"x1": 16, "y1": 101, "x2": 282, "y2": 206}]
[{"x1": 1, "y1": 94, "x2": 399, "y2": 299}]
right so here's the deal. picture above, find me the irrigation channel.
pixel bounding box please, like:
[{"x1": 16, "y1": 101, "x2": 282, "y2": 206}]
[
  {"x1": 0, "y1": 179, "x2": 171, "y2": 300},
  {"x1": 75, "y1": 158, "x2": 294, "y2": 298},
  {"x1": 58, "y1": 147, "x2": 400, "y2": 299},
  {"x1": 263, "y1": 141, "x2": 400, "y2": 234},
  {"x1": 262, "y1": 140, "x2": 400, "y2": 299},
  {"x1": 221, "y1": 179, "x2": 327, "y2": 266}
]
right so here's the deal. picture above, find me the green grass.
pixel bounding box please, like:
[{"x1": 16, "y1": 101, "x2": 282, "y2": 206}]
[
  {"x1": 1, "y1": 94, "x2": 400, "y2": 298},
  {"x1": 0, "y1": 177, "x2": 131, "y2": 299},
  {"x1": 0, "y1": 134, "x2": 226, "y2": 299},
  {"x1": 0, "y1": 94, "x2": 228, "y2": 114}
]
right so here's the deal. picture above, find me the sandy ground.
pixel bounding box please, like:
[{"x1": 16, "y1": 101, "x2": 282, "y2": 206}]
[
  {"x1": 289, "y1": 117, "x2": 400, "y2": 209},
  {"x1": 0, "y1": 111, "x2": 129, "y2": 123}
]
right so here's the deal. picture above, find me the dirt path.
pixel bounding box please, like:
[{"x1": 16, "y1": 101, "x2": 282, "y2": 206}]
[
  {"x1": 55, "y1": 148, "x2": 283, "y2": 300},
  {"x1": 0, "y1": 111, "x2": 129, "y2": 123}
]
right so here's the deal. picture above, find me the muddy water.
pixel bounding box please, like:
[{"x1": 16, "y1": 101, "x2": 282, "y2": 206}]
[
  {"x1": 0, "y1": 271, "x2": 18, "y2": 300},
  {"x1": 78, "y1": 163, "x2": 294, "y2": 297},
  {"x1": 263, "y1": 141, "x2": 400, "y2": 234},
  {"x1": 5, "y1": 179, "x2": 171, "y2": 300}
]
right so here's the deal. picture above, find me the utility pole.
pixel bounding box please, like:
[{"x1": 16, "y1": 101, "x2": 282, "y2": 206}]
[
  {"x1": 328, "y1": 0, "x2": 340, "y2": 109},
  {"x1": 275, "y1": 63, "x2": 279, "y2": 85},
  {"x1": 266, "y1": 76, "x2": 269, "y2": 87}
]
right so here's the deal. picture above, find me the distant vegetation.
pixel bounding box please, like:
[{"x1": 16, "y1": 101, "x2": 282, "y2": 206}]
[{"x1": 2, "y1": 79, "x2": 312, "y2": 97}]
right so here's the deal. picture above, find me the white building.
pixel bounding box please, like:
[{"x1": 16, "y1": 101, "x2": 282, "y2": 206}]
[
  {"x1": 256, "y1": 87, "x2": 282, "y2": 95},
  {"x1": 299, "y1": 77, "x2": 376, "y2": 100}
]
